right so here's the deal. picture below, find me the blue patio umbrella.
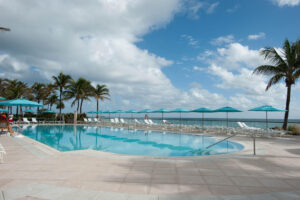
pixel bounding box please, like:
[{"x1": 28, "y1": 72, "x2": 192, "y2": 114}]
[
  {"x1": 0, "y1": 108, "x2": 9, "y2": 112},
  {"x1": 0, "y1": 99, "x2": 43, "y2": 129},
  {"x1": 138, "y1": 109, "x2": 153, "y2": 120},
  {"x1": 0, "y1": 98, "x2": 43, "y2": 107},
  {"x1": 170, "y1": 108, "x2": 190, "y2": 128},
  {"x1": 125, "y1": 110, "x2": 138, "y2": 121},
  {"x1": 42, "y1": 110, "x2": 56, "y2": 114},
  {"x1": 153, "y1": 108, "x2": 170, "y2": 121},
  {"x1": 87, "y1": 111, "x2": 97, "y2": 114},
  {"x1": 192, "y1": 107, "x2": 214, "y2": 128},
  {"x1": 23, "y1": 109, "x2": 37, "y2": 113},
  {"x1": 0, "y1": 97, "x2": 5, "y2": 100},
  {"x1": 249, "y1": 105, "x2": 286, "y2": 129},
  {"x1": 214, "y1": 106, "x2": 242, "y2": 128}
]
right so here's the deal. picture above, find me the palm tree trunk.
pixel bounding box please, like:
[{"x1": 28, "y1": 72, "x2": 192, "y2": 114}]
[
  {"x1": 96, "y1": 98, "x2": 99, "y2": 119},
  {"x1": 80, "y1": 99, "x2": 83, "y2": 114},
  {"x1": 282, "y1": 85, "x2": 291, "y2": 130},
  {"x1": 59, "y1": 87, "x2": 62, "y2": 120},
  {"x1": 77, "y1": 99, "x2": 80, "y2": 112}
]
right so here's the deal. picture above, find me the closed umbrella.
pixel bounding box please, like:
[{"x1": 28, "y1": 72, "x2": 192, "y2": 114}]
[
  {"x1": 153, "y1": 108, "x2": 170, "y2": 121},
  {"x1": 249, "y1": 105, "x2": 286, "y2": 130},
  {"x1": 192, "y1": 107, "x2": 213, "y2": 128},
  {"x1": 214, "y1": 107, "x2": 242, "y2": 128},
  {"x1": 170, "y1": 108, "x2": 190, "y2": 128}
]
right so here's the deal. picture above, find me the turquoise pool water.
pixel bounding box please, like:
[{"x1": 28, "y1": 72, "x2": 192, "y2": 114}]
[{"x1": 19, "y1": 125, "x2": 244, "y2": 157}]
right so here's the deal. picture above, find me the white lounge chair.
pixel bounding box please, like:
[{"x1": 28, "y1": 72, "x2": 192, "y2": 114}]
[
  {"x1": 23, "y1": 118, "x2": 30, "y2": 124},
  {"x1": 0, "y1": 143, "x2": 6, "y2": 163},
  {"x1": 110, "y1": 118, "x2": 115, "y2": 123},
  {"x1": 32, "y1": 118, "x2": 38, "y2": 124},
  {"x1": 83, "y1": 118, "x2": 88, "y2": 123},
  {"x1": 134, "y1": 119, "x2": 141, "y2": 124},
  {"x1": 120, "y1": 118, "x2": 126, "y2": 124},
  {"x1": 144, "y1": 119, "x2": 150, "y2": 125},
  {"x1": 242, "y1": 122, "x2": 261, "y2": 130},
  {"x1": 94, "y1": 118, "x2": 101, "y2": 123},
  {"x1": 148, "y1": 119, "x2": 156, "y2": 125},
  {"x1": 88, "y1": 118, "x2": 93, "y2": 123},
  {"x1": 114, "y1": 118, "x2": 120, "y2": 123}
]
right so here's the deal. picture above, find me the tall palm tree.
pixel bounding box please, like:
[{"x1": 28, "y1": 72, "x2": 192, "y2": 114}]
[
  {"x1": 65, "y1": 78, "x2": 93, "y2": 113},
  {"x1": 52, "y1": 72, "x2": 72, "y2": 119},
  {"x1": 93, "y1": 84, "x2": 110, "y2": 118},
  {"x1": 253, "y1": 39, "x2": 300, "y2": 130},
  {"x1": 31, "y1": 82, "x2": 46, "y2": 112}
]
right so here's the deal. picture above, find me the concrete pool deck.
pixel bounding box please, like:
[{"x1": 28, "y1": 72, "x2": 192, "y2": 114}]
[{"x1": 1, "y1": 132, "x2": 300, "y2": 199}]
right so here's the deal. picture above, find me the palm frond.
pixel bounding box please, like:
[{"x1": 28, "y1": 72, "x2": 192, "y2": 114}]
[
  {"x1": 253, "y1": 65, "x2": 284, "y2": 76},
  {"x1": 261, "y1": 47, "x2": 286, "y2": 66},
  {"x1": 266, "y1": 74, "x2": 284, "y2": 91}
]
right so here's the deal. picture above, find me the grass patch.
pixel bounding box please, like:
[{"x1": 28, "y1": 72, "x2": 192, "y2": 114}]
[{"x1": 287, "y1": 124, "x2": 300, "y2": 135}]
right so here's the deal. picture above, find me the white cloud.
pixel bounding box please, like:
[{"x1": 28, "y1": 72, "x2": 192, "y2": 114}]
[
  {"x1": 214, "y1": 43, "x2": 268, "y2": 69},
  {"x1": 210, "y1": 35, "x2": 235, "y2": 46},
  {"x1": 193, "y1": 66, "x2": 205, "y2": 71},
  {"x1": 185, "y1": 0, "x2": 205, "y2": 19},
  {"x1": 226, "y1": 4, "x2": 239, "y2": 13},
  {"x1": 207, "y1": 2, "x2": 219, "y2": 14},
  {"x1": 272, "y1": 0, "x2": 300, "y2": 7},
  {"x1": 248, "y1": 32, "x2": 266, "y2": 40},
  {"x1": 181, "y1": 34, "x2": 199, "y2": 47},
  {"x1": 0, "y1": 0, "x2": 184, "y2": 111}
]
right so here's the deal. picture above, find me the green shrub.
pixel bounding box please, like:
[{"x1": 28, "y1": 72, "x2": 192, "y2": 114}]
[{"x1": 287, "y1": 124, "x2": 300, "y2": 135}]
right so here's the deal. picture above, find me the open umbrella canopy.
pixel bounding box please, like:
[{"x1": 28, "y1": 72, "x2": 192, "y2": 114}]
[
  {"x1": 214, "y1": 106, "x2": 242, "y2": 112},
  {"x1": 153, "y1": 108, "x2": 170, "y2": 121},
  {"x1": 125, "y1": 110, "x2": 138, "y2": 113},
  {"x1": 0, "y1": 108, "x2": 9, "y2": 112},
  {"x1": 249, "y1": 105, "x2": 286, "y2": 112},
  {"x1": 153, "y1": 108, "x2": 170, "y2": 113},
  {"x1": 114, "y1": 110, "x2": 124, "y2": 113},
  {"x1": 192, "y1": 107, "x2": 214, "y2": 113},
  {"x1": 170, "y1": 108, "x2": 190, "y2": 113},
  {"x1": 138, "y1": 109, "x2": 153, "y2": 113},
  {"x1": 87, "y1": 111, "x2": 97, "y2": 114},
  {"x1": 0, "y1": 98, "x2": 43, "y2": 107},
  {"x1": 23, "y1": 109, "x2": 37, "y2": 113},
  {"x1": 192, "y1": 108, "x2": 214, "y2": 128},
  {"x1": 214, "y1": 106, "x2": 242, "y2": 128},
  {"x1": 249, "y1": 105, "x2": 286, "y2": 130},
  {"x1": 42, "y1": 110, "x2": 56, "y2": 114},
  {"x1": 0, "y1": 97, "x2": 5, "y2": 100}
]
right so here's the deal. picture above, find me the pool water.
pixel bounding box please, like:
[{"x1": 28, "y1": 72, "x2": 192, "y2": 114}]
[{"x1": 19, "y1": 125, "x2": 244, "y2": 157}]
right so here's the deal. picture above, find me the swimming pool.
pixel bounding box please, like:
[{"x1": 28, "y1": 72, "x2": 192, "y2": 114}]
[{"x1": 19, "y1": 125, "x2": 243, "y2": 157}]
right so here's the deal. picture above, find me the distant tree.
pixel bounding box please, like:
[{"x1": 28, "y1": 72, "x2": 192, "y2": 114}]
[
  {"x1": 31, "y1": 82, "x2": 46, "y2": 112},
  {"x1": 253, "y1": 39, "x2": 300, "y2": 130},
  {"x1": 52, "y1": 72, "x2": 72, "y2": 119},
  {"x1": 93, "y1": 84, "x2": 110, "y2": 118}
]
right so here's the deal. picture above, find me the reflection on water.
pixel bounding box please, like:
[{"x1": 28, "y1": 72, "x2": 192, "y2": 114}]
[{"x1": 19, "y1": 125, "x2": 243, "y2": 157}]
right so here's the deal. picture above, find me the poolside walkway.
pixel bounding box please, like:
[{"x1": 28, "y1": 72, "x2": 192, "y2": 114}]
[{"x1": 1, "y1": 134, "x2": 300, "y2": 199}]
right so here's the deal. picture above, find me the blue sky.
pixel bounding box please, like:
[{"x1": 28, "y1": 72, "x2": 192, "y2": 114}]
[{"x1": 0, "y1": 0, "x2": 300, "y2": 118}]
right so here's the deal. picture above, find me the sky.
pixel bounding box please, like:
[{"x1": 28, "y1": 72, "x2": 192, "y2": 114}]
[{"x1": 0, "y1": 0, "x2": 300, "y2": 119}]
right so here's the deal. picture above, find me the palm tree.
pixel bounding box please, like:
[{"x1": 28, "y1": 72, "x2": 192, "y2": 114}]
[
  {"x1": 253, "y1": 39, "x2": 300, "y2": 130},
  {"x1": 4, "y1": 79, "x2": 28, "y2": 115},
  {"x1": 45, "y1": 94, "x2": 58, "y2": 110},
  {"x1": 65, "y1": 78, "x2": 93, "y2": 113},
  {"x1": 52, "y1": 72, "x2": 72, "y2": 119},
  {"x1": 93, "y1": 84, "x2": 110, "y2": 118},
  {"x1": 31, "y1": 82, "x2": 46, "y2": 112}
]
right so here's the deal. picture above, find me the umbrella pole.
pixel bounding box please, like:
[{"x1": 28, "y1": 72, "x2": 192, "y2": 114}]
[
  {"x1": 266, "y1": 111, "x2": 268, "y2": 131},
  {"x1": 202, "y1": 113, "x2": 204, "y2": 129}
]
